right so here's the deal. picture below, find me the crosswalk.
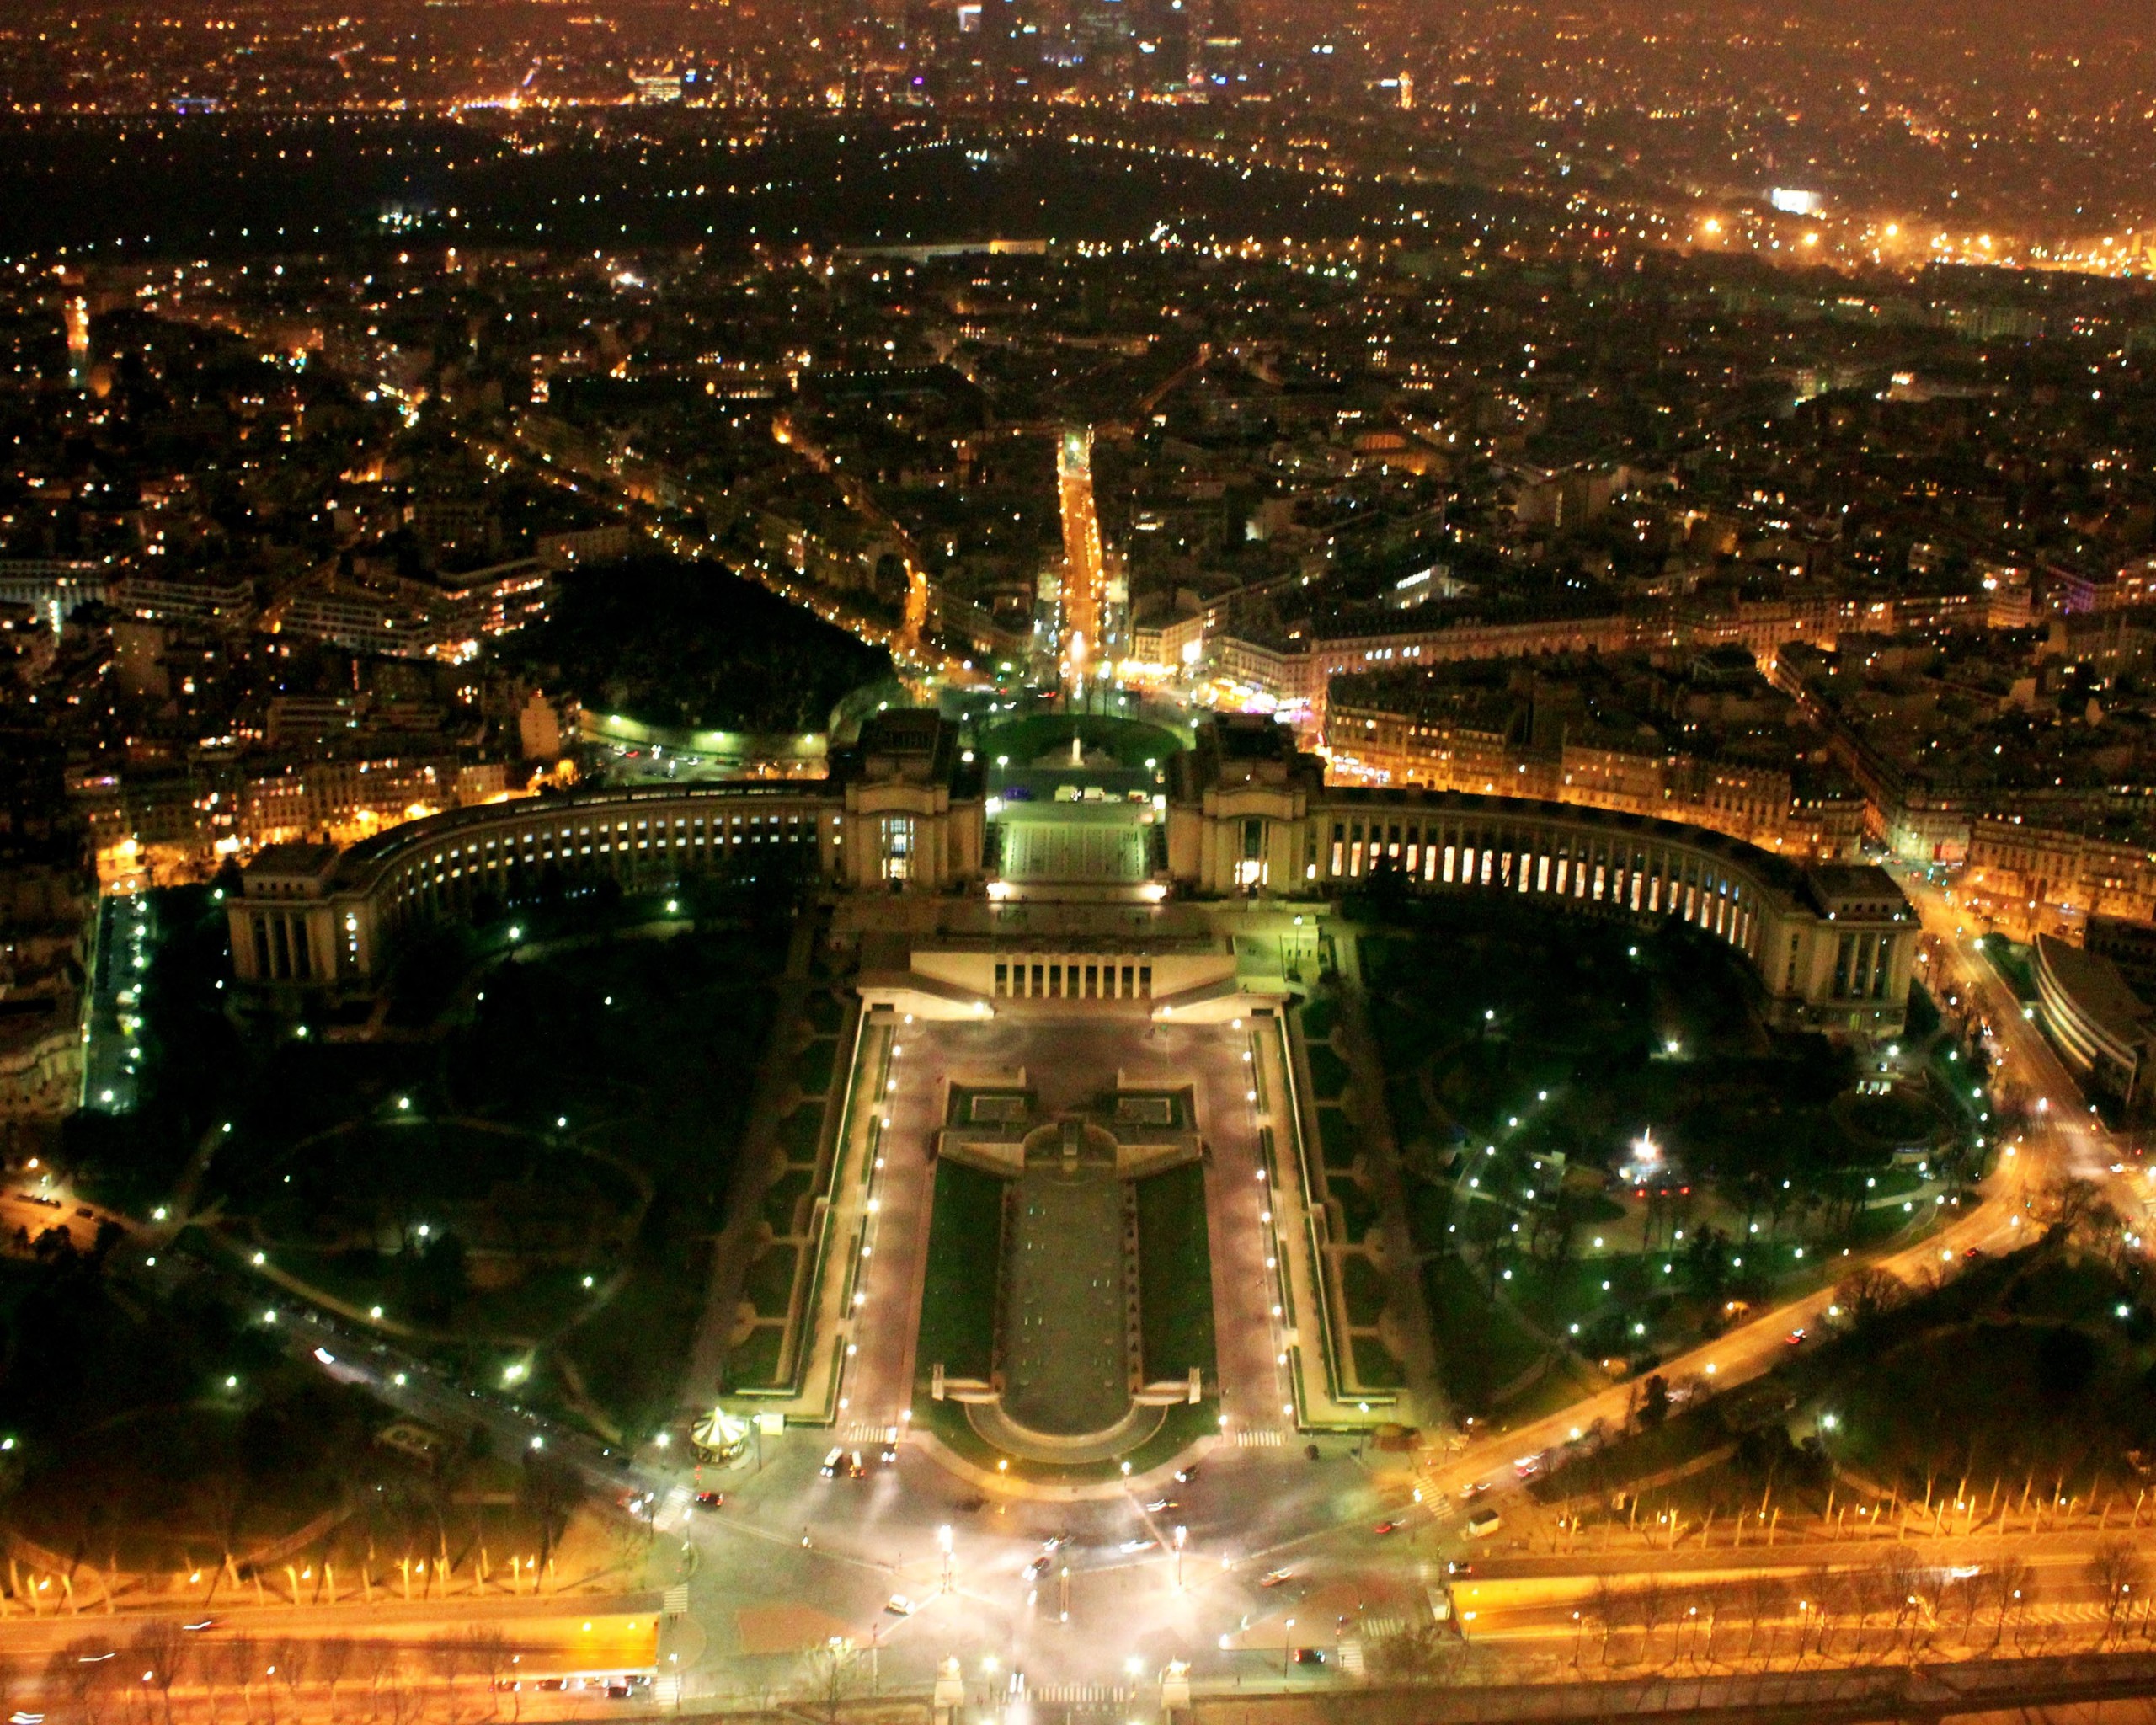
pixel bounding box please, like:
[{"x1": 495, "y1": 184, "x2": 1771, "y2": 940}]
[
  {"x1": 1033, "y1": 1684, "x2": 1134, "y2": 1706},
  {"x1": 1235, "y1": 1427, "x2": 1287, "y2": 1448},
  {"x1": 841, "y1": 1419, "x2": 900, "y2": 1445},
  {"x1": 1337, "y1": 1638, "x2": 1365, "y2": 1676}
]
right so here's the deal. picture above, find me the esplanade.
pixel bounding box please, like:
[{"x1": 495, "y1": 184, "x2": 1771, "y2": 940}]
[{"x1": 232, "y1": 708, "x2": 1917, "y2": 1036}]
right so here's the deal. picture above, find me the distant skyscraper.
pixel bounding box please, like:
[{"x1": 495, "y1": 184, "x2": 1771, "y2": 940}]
[
  {"x1": 1201, "y1": 0, "x2": 1243, "y2": 86},
  {"x1": 1134, "y1": 0, "x2": 1192, "y2": 89}
]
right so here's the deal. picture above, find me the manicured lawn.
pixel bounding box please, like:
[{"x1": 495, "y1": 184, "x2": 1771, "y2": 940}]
[
  {"x1": 744, "y1": 1242, "x2": 798, "y2": 1318},
  {"x1": 1299, "y1": 996, "x2": 1340, "y2": 1042},
  {"x1": 1422, "y1": 1253, "x2": 1550, "y2": 1417},
  {"x1": 1331, "y1": 1174, "x2": 1382, "y2": 1244},
  {"x1": 1305, "y1": 1041, "x2": 1352, "y2": 1101},
  {"x1": 762, "y1": 1167, "x2": 814, "y2": 1234},
  {"x1": 723, "y1": 1322, "x2": 787, "y2": 1391},
  {"x1": 780, "y1": 1102, "x2": 827, "y2": 1161},
  {"x1": 1135, "y1": 1161, "x2": 1218, "y2": 1382},
  {"x1": 917, "y1": 1158, "x2": 1006, "y2": 1385},
  {"x1": 1316, "y1": 1106, "x2": 1359, "y2": 1172},
  {"x1": 1342, "y1": 1252, "x2": 1391, "y2": 1326},
  {"x1": 1351, "y1": 1333, "x2": 1406, "y2": 1391},
  {"x1": 796, "y1": 1036, "x2": 838, "y2": 1097},
  {"x1": 558, "y1": 1227, "x2": 712, "y2": 1432},
  {"x1": 977, "y1": 713, "x2": 1184, "y2": 772}
]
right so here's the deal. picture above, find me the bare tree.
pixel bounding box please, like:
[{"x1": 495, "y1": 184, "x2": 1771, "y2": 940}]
[
  {"x1": 1693, "y1": 1583, "x2": 1731, "y2": 1669},
  {"x1": 316, "y1": 1639, "x2": 357, "y2": 1723},
  {"x1": 792, "y1": 1638, "x2": 865, "y2": 1725},
  {"x1": 1944, "y1": 1573, "x2": 1985, "y2": 1650},
  {"x1": 1588, "y1": 1576, "x2": 1622, "y2": 1666},
  {"x1": 425, "y1": 1632, "x2": 470, "y2": 1718},
  {"x1": 271, "y1": 1638, "x2": 311, "y2": 1724},
  {"x1": 1737, "y1": 1575, "x2": 1787, "y2": 1666},
  {"x1": 2042, "y1": 1174, "x2": 2108, "y2": 1238},
  {"x1": 1988, "y1": 1556, "x2": 2037, "y2": 1652},
  {"x1": 129, "y1": 1622, "x2": 189, "y2": 1725},
  {"x1": 361, "y1": 1639, "x2": 403, "y2": 1724},
  {"x1": 2087, "y1": 1539, "x2": 2148, "y2": 1647},
  {"x1": 1797, "y1": 1565, "x2": 1838, "y2": 1663},
  {"x1": 1835, "y1": 1268, "x2": 1908, "y2": 1327},
  {"x1": 462, "y1": 1629, "x2": 515, "y2": 1722},
  {"x1": 220, "y1": 1632, "x2": 263, "y2": 1724},
  {"x1": 1365, "y1": 1623, "x2": 1460, "y2": 1686},
  {"x1": 1882, "y1": 1545, "x2": 1925, "y2": 1658},
  {"x1": 1634, "y1": 1578, "x2": 1670, "y2": 1671},
  {"x1": 1845, "y1": 1559, "x2": 1890, "y2": 1660},
  {"x1": 47, "y1": 1639, "x2": 118, "y2": 1725}
]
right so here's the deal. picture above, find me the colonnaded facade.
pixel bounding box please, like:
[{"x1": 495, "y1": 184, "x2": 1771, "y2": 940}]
[{"x1": 231, "y1": 710, "x2": 1917, "y2": 1037}]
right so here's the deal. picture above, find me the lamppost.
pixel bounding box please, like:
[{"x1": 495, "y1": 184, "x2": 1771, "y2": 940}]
[
  {"x1": 937, "y1": 1525, "x2": 954, "y2": 1595},
  {"x1": 1173, "y1": 1525, "x2": 1186, "y2": 1592},
  {"x1": 1283, "y1": 1617, "x2": 1296, "y2": 1679}
]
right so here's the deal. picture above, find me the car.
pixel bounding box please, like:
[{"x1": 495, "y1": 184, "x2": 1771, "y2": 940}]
[
  {"x1": 1512, "y1": 1453, "x2": 1545, "y2": 1481},
  {"x1": 1460, "y1": 1481, "x2": 1491, "y2": 1501},
  {"x1": 1965, "y1": 1247, "x2": 1983, "y2": 1259},
  {"x1": 1024, "y1": 1555, "x2": 1052, "y2": 1580},
  {"x1": 1258, "y1": 1569, "x2": 1293, "y2": 1589},
  {"x1": 1444, "y1": 1560, "x2": 1476, "y2": 1578},
  {"x1": 1373, "y1": 1520, "x2": 1404, "y2": 1535},
  {"x1": 1173, "y1": 1465, "x2": 1200, "y2": 1483},
  {"x1": 879, "y1": 1444, "x2": 899, "y2": 1466},
  {"x1": 1465, "y1": 1507, "x2": 1503, "y2": 1539},
  {"x1": 819, "y1": 1446, "x2": 844, "y2": 1478},
  {"x1": 1041, "y1": 1533, "x2": 1072, "y2": 1552},
  {"x1": 1143, "y1": 1497, "x2": 1179, "y2": 1513},
  {"x1": 884, "y1": 1595, "x2": 916, "y2": 1616},
  {"x1": 845, "y1": 1450, "x2": 866, "y2": 1479},
  {"x1": 1784, "y1": 1328, "x2": 1807, "y2": 1347},
  {"x1": 604, "y1": 1685, "x2": 632, "y2": 1701},
  {"x1": 694, "y1": 1491, "x2": 725, "y2": 1509},
  {"x1": 1292, "y1": 1648, "x2": 1326, "y2": 1666},
  {"x1": 181, "y1": 1620, "x2": 216, "y2": 1632},
  {"x1": 1118, "y1": 1538, "x2": 1157, "y2": 1554}
]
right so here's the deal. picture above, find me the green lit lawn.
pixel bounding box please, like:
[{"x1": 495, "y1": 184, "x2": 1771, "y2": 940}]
[
  {"x1": 916, "y1": 1158, "x2": 1005, "y2": 1386},
  {"x1": 1135, "y1": 1162, "x2": 1217, "y2": 1382}
]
